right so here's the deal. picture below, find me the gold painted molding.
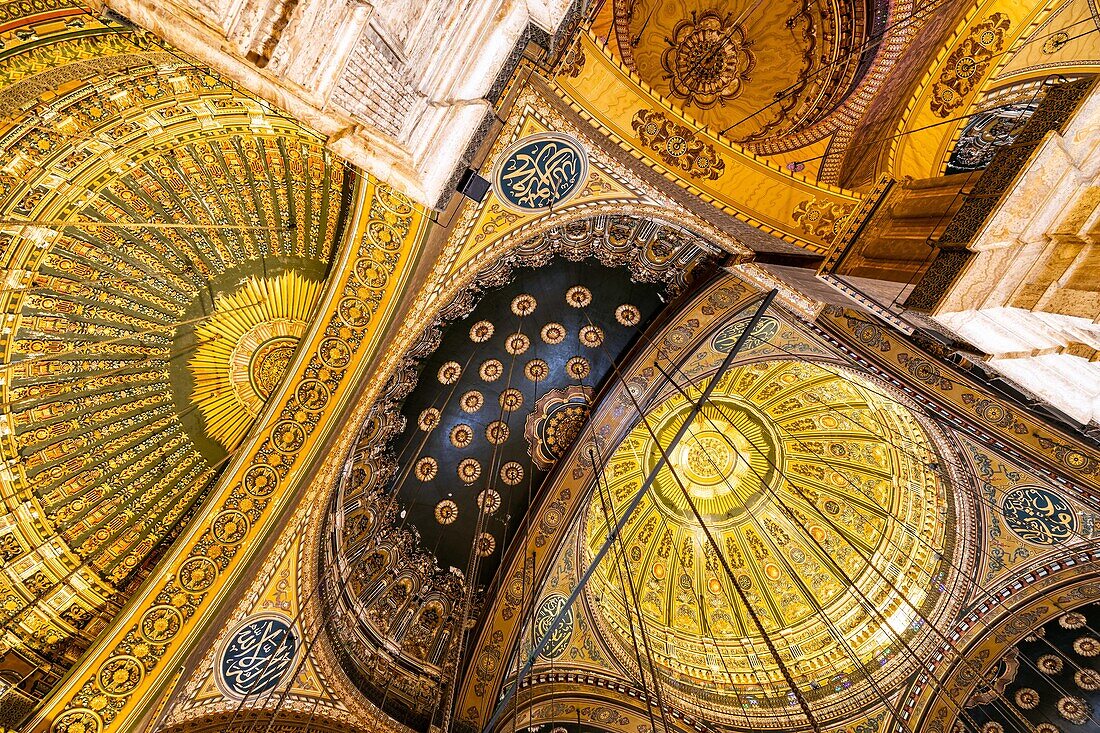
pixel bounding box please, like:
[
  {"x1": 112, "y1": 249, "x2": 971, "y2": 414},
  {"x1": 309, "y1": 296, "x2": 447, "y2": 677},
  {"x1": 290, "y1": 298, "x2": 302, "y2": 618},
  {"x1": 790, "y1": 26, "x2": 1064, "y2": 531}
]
[
  {"x1": 817, "y1": 307, "x2": 1100, "y2": 490},
  {"x1": 887, "y1": 0, "x2": 1058, "y2": 178},
  {"x1": 553, "y1": 32, "x2": 864, "y2": 253},
  {"x1": 27, "y1": 178, "x2": 429, "y2": 733}
]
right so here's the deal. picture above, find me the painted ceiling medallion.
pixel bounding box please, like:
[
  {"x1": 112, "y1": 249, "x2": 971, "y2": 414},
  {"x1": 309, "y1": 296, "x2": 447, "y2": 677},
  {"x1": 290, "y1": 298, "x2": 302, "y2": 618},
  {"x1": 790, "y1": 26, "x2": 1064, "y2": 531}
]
[
  {"x1": 506, "y1": 333, "x2": 531, "y2": 355},
  {"x1": 565, "y1": 356, "x2": 591, "y2": 380},
  {"x1": 661, "y1": 11, "x2": 756, "y2": 109},
  {"x1": 565, "y1": 285, "x2": 593, "y2": 308},
  {"x1": 435, "y1": 500, "x2": 459, "y2": 525},
  {"x1": 1000, "y1": 486, "x2": 1077, "y2": 546},
  {"x1": 579, "y1": 324, "x2": 604, "y2": 348},
  {"x1": 450, "y1": 424, "x2": 474, "y2": 448},
  {"x1": 414, "y1": 457, "x2": 438, "y2": 481},
  {"x1": 525, "y1": 359, "x2": 550, "y2": 382},
  {"x1": 1039, "y1": 654, "x2": 1064, "y2": 674},
  {"x1": 469, "y1": 320, "x2": 495, "y2": 342},
  {"x1": 189, "y1": 272, "x2": 321, "y2": 450},
  {"x1": 500, "y1": 461, "x2": 525, "y2": 485},
  {"x1": 511, "y1": 294, "x2": 538, "y2": 316},
  {"x1": 584, "y1": 360, "x2": 967, "y2": 721},
  {"x1": 458, "y1": 458, "x2": 482, "y2": 483},
  {"x1": 217, "y1": 614, "x2": 299, "y2": 699},
  {"x1": 1061, "y1": 613, "x2": 1087, "y2": 629},
  {"x1": 1077, "y1": 669, "x2": 1100, "y2": 690},
  {"x1": 525, "y1": 385, "x2": 594, "y2": 470},
  {"x1": 475, "y1": 532, "x2": 497, "y2": 557},
  {"x1": 418, "y1": 408, "x2": 441, "y2": 431},
  {"x1": 486, "y1": 421, "x2": 510, "y2": 445},
  {"x1": 460, "y1": 390, "x2": 485, "y2": 413},
  {"x1": 616, "y1": 303, "x2": 642, "y2": 326},
  {"x1": 478, "y1": 489, "x2": 502, "y2": 514},
  {"x1": 480, "y1": 358, "x2": 504, "y2": 381},
  {"x1": 438, "y1": 361, "x2": 462, "y2": 384},
  {"x1": 492, "y1": 132, "x2": 589, "y2": 213},
  {"x1": 500, "y1": 389, "x2": 525, "y2": 412},
  {"x1": 541, "y1": 322, "x2": 567, "y2": 344}
]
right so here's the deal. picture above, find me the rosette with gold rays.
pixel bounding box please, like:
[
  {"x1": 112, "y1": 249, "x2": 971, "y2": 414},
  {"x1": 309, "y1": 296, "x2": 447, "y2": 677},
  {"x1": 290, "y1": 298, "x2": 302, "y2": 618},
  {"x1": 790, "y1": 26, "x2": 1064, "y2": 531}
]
[{"x1": 188, "y1": 271, "x2": 323, "y2": 449}]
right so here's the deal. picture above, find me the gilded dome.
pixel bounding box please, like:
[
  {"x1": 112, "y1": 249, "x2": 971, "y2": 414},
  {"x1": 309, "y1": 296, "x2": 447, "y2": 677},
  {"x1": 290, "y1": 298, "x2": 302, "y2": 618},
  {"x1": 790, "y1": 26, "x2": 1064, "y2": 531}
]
[
  {"x1": 610, "y1": 0, "x2": 870, "y2": 143},
  {"x1": 584, "y1": 359, "x2": 966, "y2": 724}
]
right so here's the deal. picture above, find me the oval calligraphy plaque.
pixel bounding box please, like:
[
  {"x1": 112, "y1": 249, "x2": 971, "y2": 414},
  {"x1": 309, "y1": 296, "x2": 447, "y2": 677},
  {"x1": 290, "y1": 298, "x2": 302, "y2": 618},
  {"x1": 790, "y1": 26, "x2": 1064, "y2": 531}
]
[
  {"x1": 492, "y1": 133, "x2": 589, "y2": 213},
  {"x1": 533, "y1": 593, "x2": 573, "y2": 659},
  {"x1": 712, "y1": 315, "x2": 779, "y2": 353},
  {"x1": 1001, "y1": 486, "x2": 1077, "y2": 546},
  {"x1": 216, "y1": 613, "x2": 299, "y2": 698}
]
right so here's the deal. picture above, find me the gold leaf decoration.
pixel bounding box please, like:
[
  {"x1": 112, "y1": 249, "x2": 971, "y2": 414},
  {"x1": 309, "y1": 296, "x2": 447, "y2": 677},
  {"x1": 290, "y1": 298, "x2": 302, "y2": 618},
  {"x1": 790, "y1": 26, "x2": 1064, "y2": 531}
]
[
  {"x1": 632, "y1": 109, "x2": 726, "y2": 180},
  {"x1": 188, "y1": 272, "x2": 322, "y2": 449},
  {"x1": 930, "y1": 13, "x2": 1011, "y2": 117}
]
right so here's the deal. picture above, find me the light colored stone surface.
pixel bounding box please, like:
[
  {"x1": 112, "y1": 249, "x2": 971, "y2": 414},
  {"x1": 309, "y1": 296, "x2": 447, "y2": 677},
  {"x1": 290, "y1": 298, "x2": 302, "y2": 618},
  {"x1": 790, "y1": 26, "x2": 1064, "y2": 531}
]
[
  {"x1": 932, "y1": 86, "x2": 1100, "y2": 424},
  {"x1": 99, "y1": 0, "x2": 571, "y2": 206}
]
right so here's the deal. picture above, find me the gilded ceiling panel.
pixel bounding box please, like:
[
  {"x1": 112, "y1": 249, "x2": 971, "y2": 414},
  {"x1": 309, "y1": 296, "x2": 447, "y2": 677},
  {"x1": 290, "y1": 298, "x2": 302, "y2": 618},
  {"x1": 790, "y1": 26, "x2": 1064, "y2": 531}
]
[
  {"x1": 582, "y1": 359, "x2": 962, "y2": 721},
  {"x1": 0, "y1": 0, "x2": 351, "y2": 700},
  {"x1": 609, "y1": 0, "x2": 865, "y2": 144},
  {"x1": 454, "y1": 268, "x2": 1100, "y2": 733},
  {"x1": 552, "y1": 34, "x2": 863, "y2": 253}
]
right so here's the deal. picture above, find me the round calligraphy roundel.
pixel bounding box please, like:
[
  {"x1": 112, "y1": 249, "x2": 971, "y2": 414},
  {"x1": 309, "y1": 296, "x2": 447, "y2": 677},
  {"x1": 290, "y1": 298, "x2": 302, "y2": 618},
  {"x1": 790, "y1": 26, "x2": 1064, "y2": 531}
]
[
  {"x1": 1001, "y1": 486, "x2": 1077, "y2": 546},
  {"x1": 492, "y1": 132, "x2": 589, "y2": 213},
  {"x1": 216, "y1": 613, "x2": 299, "y2": 699}
]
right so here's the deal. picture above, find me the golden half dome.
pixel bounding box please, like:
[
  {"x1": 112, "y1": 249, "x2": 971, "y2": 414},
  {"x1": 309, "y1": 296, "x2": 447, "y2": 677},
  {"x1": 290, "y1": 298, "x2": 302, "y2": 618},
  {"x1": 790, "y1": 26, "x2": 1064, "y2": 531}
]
[{"x1": 584, "y1": 359, "x2": 962, "y2": 723}]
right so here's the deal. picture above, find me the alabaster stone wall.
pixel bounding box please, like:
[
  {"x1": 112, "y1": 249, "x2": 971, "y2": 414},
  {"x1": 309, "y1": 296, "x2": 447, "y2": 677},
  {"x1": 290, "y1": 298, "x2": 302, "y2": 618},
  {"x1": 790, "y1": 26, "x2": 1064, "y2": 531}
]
[
  {"x1": 931, "y1": 86, "x2": 1100, "y2": 424},
  {"x1": 95, "y1": 0, "x2": 572, "y2": 206}
]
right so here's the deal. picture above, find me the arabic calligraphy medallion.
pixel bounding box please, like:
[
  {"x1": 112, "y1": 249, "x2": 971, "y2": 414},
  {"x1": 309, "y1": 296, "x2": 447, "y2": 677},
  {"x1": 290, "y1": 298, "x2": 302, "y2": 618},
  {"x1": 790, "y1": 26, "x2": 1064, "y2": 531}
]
[
  {"x1": 712, "y1": 315, "x2": 779, "y2": 353},
  {"x1": 533, "y1": 593, "x2": 573, "y2": 659},
  {"x1": 217, "y1": 613, "x2": 299, "y2": 698},
  {"x1": 493, "y1": 133, "x2": 589, "y2": 213},
  {"x1": 1001, "y1": 486, "x2": 1076, "y2": 546}
]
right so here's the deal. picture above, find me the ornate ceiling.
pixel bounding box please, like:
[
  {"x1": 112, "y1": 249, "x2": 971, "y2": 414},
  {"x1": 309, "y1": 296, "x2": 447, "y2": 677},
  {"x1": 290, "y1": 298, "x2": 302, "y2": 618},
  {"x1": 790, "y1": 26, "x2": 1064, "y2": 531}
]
[
  {"x1": 887, "y1": 0, "x2": 1100, "y2": 181},
  {"x1": 583, "y1": 359, "x2": 962, "y2": 722},
  {"x1": 962, "y1": 601, "x2": 1100, "y2": 733},
  {"x1": 327, "y1": 215, "x2": 718, "y2": 722},
  {"x1": 0, "y1": 0, "x2": 349, "y2": 683},
  {"x1": 390, "y1": 258, "x2": 667, "y2": 579},
  {"x1": 4, "y1": 0, "x2": 1100, "y2": 730},
  {"x1": 609, "y1": 0, "x2": 871, "y2": 143}
]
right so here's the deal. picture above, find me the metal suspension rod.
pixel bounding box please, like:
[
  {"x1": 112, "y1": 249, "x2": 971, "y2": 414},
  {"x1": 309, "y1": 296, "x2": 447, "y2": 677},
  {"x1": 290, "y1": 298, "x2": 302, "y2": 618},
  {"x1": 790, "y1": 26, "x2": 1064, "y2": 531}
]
[
  {"x1": 439, "y1": 321, "x2": 530, "y2": 733},
  {"x1": 480, "y1": 290, "x2": 777, "y2": 733},
  {"x1": 590, "y1": 444, "x2": 673, "y2": 733}
]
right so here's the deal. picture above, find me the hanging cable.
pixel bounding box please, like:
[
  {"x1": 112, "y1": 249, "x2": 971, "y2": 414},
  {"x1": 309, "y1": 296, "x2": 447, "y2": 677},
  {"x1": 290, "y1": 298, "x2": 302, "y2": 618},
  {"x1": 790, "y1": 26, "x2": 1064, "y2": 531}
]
[
  {"x1": 586, "y1": 300, "x2": 1100, "y2": 729},
  {"x1": 590, "y1": 440, "x2": 675, "y2": 733},
  {"x1": 480, "y1": 290, "x2": 779, "y2": 733},
  {"x1": 471, "y1": 319, "x2": 539, "y2": 733},
  {"x1": 591, "y1": 453, "x2": 670, "y2": 733},
  {"x1": 595, "y1": 297, "x2": 1100, "y2": 681}
]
